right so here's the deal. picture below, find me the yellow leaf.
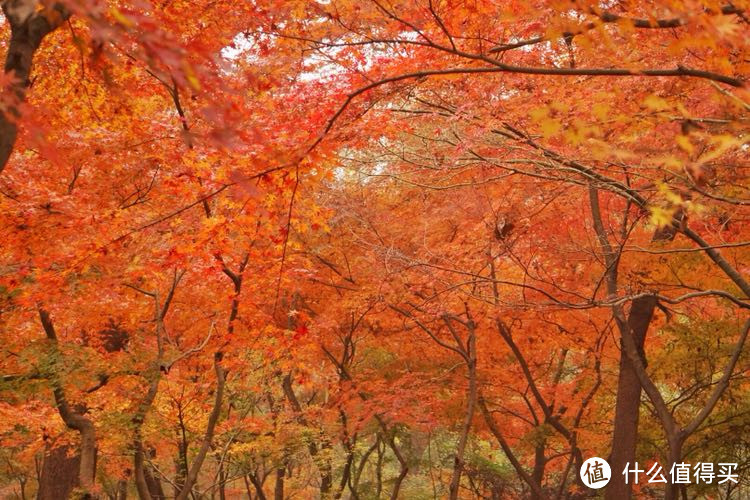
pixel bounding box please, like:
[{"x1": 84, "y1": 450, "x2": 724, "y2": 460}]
[
  {"x1": 530, "y1": 107, "x2": 548, "y2": 121},
  {"x1": 592, "y1": 102, "x2": 610, "y2": 120},
  {"x1": 540, "y1": 118, "x2": 561, "y2": 138},
  {"x1": 182, "y1": 61, "x2": 201, "y2": 91},
  {"x1": 110, "y1": 7, "x2": 134, "y2": 28},
  {"x1": 655, "y1": 155, "x2": 682, "y2": 169},
  {"x1": 643, "y1": 95, "x2": 670, "y2": 111},
  {"x1": 697, "y1": 134, "x2": 741, "y2": 164},
  {"x1": 676, "y1": 135, "x2": 694, "y2": 154},
  {"x1": 658, "y1": 182, "x2": 683, "y2": 205},
  {"x1": 650, "y1": 206, "x2": 675, "y2": 228}
]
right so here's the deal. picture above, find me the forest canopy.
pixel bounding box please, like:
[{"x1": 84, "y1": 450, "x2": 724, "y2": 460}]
[{"x1": 0, "y1": 0, "x2": 749, "y2": 499}]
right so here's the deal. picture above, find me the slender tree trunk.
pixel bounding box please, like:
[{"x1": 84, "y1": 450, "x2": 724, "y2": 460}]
[
  {"x1": 247, "y1": 473, "x2": 267, "y2": 500},
  {"x1": 128, "y1": 277, "x2": 180, "y2": 500},
  {"x1": 353, "y1": 436, "x2": 379, "y2": 494},
  {"x1": 133, "y1": 373, "x2": 161, "y2": 500},
  {"x1": 274, "y1": 468, "x2": 284, "y2": 500},
  {"x1": 479, "y1": 398, "x2": 546, "y2": 499},
  {"x1": 175, "y1": 427, "x2": 189, "y2": 496},
  {"x1": 19, "y1": 477, "x2": 27, "y2": 500},
  {"x1": 382, "y1": 428, "x2": 409, "y2": 500},
  {"x1": 116, "y1": 479, "x2": 128, "y2": 500},
  {"x1": 242, "y1": 475, "x2": 254, "y2": 500},
  {"x1": 375, "y1": 440, "x2": 384, "y2": 499},
  {"x1": 174, "y1": 353, "x2": 225, "y2": 500},
  {"x1": 606, "y1": 296, "x2": 657, "y2": 500},
  {"x1": 319, "y1": 444, "x2": 333, "y2": 496},
  {"x1": 449, "y1": 332, "x2": 477, "y2": 500},
  {"x1": 218, "y1": 461, "x2": 227, "y2": 500}
]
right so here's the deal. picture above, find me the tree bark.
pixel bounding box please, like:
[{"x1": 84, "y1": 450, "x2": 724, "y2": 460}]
[
  {"x1": 530, "y1": 441, "x2": 546, "y2": 500},
  {"x1": 133, "y1": 439, "x2": 151, "y2": 500},
  {"x1": 143, "y1": 467, "x2": 165, "y2": 499},
  {"x1": 36, "y1": 445, "x2": 80, "y2": 500},
  {"x1": 273, "y1": 467, "x2": 284, "y2": 500},
  {"x1": 663, "y1": 436, "x2": 684, "y2": 500},
  {"x1": 605, "y1": 296, "x2": 656, "y2": 500}
]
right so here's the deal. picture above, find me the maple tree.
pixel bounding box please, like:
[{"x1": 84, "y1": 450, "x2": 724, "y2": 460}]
[{"x1": 0, "y1": 0, "x2": 749, "y2": 499}]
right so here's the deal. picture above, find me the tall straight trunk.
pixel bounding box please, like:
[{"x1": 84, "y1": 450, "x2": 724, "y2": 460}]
[
  {"x1": 218, "y1": 462, "x2": 227, "y2": 500},
  {"x1": 274, "y1": 468, "x2": 284, "y2": 500},
  {"x1": 174, "y1": 429, "x2": 189, "y2": 495},
  {"x1": 606, "y1": 296, "x2": 657, "y2": 500}
]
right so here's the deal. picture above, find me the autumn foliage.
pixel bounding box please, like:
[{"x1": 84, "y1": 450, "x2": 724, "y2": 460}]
[{"x1": 0, "y1": 0, "x2": 749, "y2": 499}]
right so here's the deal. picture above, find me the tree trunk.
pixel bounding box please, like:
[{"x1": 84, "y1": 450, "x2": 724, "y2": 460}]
[
  {"x1": 133, "y1": 374, "x2": 161, "y2": 500},
  {"x1": 133, "y1": 440, "x2": 151, "y2": 500},
  {"x1": 664, "y1": 436, "x2": 683, "y2": 500},
  {"x1": 19, "y1": 476, "x2": 27, "y2": 500},
  {"x1": 530, "y1": 440, "x2": 546, "y2": 500},
  {"x1": 449, "y1": 337, "x2": 477, "y2": 500},
  {"x1": 38, "y1": 309, "x2": 98, "y2": 496},
  {"x1": 335, "y1": 448, "x2": 355, "y2": 499},
  {"x1": 281, "y1": 372, "x2": 333, "y2": 495},
  {"x1": 174, "y1": 353, "x2": 225, "y2": 500},
  {"x1": 218, "y1": 461, "x2": 227, "y2": 500},
  {"x1": 143, "y1": 467, "x2": 165, "y2": 499},
  {"x1": 247, "y1": 473, "x2": 267, "y2": 500},
  {"x1": 174, "y1": 410, "x2": 189, "y2": 496},
  {"x1": 116, "y1": 479, "x2": 128, "y2": 500},
  {"x1": 274, "y1": 468, "x2": 284, "y2": 500},
  {"x1": 606, "y1": 296, "x2": 657, "y2": 500},
  {"x1": 36, "y1": 445, "x2": 80, "y2": 500}
]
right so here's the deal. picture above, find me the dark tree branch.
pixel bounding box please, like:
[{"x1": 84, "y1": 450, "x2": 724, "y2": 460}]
[{"x1": 0, "y1": 1, "x2": 71, "y2": 175}]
